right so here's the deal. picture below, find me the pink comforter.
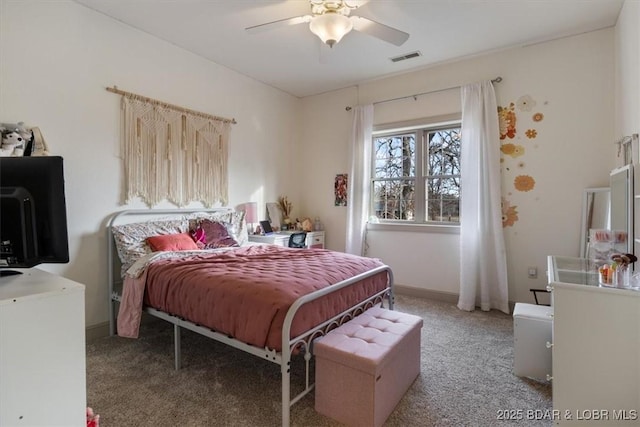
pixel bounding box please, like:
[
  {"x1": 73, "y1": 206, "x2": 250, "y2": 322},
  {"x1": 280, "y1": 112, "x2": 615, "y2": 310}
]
[{"x1": 117, "y1": 245, "x2": 388, "y2": 351}]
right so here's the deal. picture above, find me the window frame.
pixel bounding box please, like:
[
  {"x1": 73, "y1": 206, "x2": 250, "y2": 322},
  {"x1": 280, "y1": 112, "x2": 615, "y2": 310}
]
[{"x1": 370, "y1": 113, "x2": 462, "y2": 229}]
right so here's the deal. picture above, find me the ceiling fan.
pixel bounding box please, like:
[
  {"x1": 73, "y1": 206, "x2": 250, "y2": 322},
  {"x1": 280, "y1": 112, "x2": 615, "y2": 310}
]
[{"x1": 245, "y1": 0, "x2": 409, "y2": 48}]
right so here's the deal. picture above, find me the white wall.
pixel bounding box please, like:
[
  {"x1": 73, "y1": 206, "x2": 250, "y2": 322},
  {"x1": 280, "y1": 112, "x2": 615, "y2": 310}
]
[
  {"x1": 301, "y1": 28, "x2": 617, "y2": 304},
  {"x1": 615, "y1": 0, "x2": 640, "y2": 139},
  {"x1": 296, "y1": 87, "x2": 356, "y2": 250},
  {"x1": 0, "y1": 0, "x2": 301, "y2": 328}
]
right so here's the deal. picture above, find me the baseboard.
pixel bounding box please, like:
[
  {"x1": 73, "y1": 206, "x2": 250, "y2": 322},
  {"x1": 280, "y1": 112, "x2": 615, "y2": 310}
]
[
  {"x1": 394, "y1": 284, "x2": 516, "y2": 313},
  {"x1": 393, "y1": 284, "x2": 459, "y2": 304},
  {"x1": 85, "y1": 321, "x2": 110, "y2": 343}
]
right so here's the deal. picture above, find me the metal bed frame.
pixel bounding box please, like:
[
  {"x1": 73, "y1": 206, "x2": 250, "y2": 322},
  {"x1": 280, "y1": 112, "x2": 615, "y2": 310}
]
[{"x1": 107, "y1": 209, "x2": 394, "y2": 427}]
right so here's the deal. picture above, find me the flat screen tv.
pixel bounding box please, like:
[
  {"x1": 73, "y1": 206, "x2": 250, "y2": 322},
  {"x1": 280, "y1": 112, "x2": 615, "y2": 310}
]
[{"x1": 0, "y1": 156, "x2": 69, "y2": 275}]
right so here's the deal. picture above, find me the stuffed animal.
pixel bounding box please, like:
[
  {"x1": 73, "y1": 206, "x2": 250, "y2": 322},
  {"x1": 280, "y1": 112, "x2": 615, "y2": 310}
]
[
  {"x1": 0, "y1": 131, "x2": 26, "y2": 156},
  {"x1": 86, "y1": 407, "x2": 100, "y2": 427},
  {"x1": 0, "y1": 122, "x2": 50, "y2": 156},
  {"x1": 0, "y1": 122, "x2": 29, "y2": 139},
  {"x1": 301, "y1": 217, "x2": 313, "y2": 232}
]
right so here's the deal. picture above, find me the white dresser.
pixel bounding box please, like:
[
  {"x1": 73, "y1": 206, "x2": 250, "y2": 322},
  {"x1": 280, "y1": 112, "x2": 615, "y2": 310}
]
[
  {"x1": 547, "y1": 256, "x2": 639, "y2": 426},
  {"x1": 248, "y1": 231, "x2": 325, "y2": 249},
  {"x1": 0, "y1": 268, "x2": 86, "y2": 427}
]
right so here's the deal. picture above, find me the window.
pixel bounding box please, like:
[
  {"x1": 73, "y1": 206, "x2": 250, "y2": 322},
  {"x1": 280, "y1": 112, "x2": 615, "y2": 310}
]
[{"x1": 371, "y1": 120, "x2": 461, "y2": 225}]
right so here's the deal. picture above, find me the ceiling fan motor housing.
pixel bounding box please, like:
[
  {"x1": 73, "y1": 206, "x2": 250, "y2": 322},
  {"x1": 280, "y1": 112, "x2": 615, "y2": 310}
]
[{"x1": 310, "y1": 1, "x2": 356, "y2": 17}]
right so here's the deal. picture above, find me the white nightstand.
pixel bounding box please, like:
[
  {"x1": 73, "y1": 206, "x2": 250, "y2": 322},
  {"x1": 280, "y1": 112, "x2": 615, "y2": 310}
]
[{"x1": 248, "y1": 231, "x2": 325, "y2": 249}]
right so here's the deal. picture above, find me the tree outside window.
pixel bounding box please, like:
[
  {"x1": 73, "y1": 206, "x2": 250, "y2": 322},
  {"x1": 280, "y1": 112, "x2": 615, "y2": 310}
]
[{"x1": 372, "y1": 123, "x2": 461, "y2": 224}]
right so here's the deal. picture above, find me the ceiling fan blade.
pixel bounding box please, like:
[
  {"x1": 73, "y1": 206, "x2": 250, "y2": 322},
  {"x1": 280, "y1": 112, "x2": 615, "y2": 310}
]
[
  {"x1": 245, "y1": 15, "x2": 311, "y2": 34},
  {"x1": 350, "y1": 16, "x2": 409, "y2": 46}
]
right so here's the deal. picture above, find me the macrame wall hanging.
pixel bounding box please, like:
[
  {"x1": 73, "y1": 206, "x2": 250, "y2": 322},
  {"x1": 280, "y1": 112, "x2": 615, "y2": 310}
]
[{"x1": 107, "y1": 86, "x2": 236, "y2": 207}]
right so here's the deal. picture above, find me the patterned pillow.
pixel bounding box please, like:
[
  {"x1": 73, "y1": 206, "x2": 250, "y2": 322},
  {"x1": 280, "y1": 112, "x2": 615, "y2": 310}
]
[
  {"x1": 186, "y1": 210, "x2": 248, "y2": 246},
  {"x1": 147, "y1": 232, "x2": 199, "y2": 252},
  {"x1": 198, "y1": 219, "x2": 239, "y2": 249},
  {"x1": 112, "y1": 218, "x2": 189, "y2": 275}
]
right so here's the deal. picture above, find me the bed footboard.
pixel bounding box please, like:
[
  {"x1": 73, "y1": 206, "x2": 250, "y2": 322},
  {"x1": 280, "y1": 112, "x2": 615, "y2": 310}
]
[{"x1": 280, "y1": 265, "x2": 394, "y2": 427}]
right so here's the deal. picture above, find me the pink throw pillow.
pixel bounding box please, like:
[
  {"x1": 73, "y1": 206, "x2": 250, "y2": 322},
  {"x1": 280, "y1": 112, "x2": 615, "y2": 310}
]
[{"x1": 146, "y1": 232, "x2": 199, "y2": 252}]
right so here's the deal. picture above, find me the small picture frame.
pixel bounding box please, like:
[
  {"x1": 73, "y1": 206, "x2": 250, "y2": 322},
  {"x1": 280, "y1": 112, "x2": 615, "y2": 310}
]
[{"x1": 266, "y1": 202, "x2": 281, "y2": 228}]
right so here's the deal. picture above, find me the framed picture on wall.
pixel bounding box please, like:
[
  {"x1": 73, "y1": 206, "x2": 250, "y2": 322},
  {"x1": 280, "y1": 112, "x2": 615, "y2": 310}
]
[
  {"x1": 335, "y1": 173, "x2": 347, "y2": 206},
  {"x1": 266, "y1": 202, "x2": 281, "y2": 228}
]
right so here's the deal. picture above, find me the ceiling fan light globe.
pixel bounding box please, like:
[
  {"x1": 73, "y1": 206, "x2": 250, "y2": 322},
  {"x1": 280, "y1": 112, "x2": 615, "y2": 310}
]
[{"x1": 309, "y1": 13, "x2": 353, "y2": 46}]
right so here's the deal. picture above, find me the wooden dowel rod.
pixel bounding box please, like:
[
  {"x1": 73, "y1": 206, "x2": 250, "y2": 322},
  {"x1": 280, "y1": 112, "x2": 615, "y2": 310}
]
[{"x1": 106, "y1": 85, "x2": 237, "y2": 124}]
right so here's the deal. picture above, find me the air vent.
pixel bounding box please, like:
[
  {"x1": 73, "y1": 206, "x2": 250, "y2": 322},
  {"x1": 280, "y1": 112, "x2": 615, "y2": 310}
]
[{"x1": 390, "y1": 51, "x2": 422, "y2": 63}]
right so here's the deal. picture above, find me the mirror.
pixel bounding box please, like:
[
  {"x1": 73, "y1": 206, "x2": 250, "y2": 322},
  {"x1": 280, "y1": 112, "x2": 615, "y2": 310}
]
[
  {"x1": 580, "y1": 187, "x2": 610, "y2": 258},
  {"x1": 610, "y1": 164, "x2": 633, "y2": 254}
]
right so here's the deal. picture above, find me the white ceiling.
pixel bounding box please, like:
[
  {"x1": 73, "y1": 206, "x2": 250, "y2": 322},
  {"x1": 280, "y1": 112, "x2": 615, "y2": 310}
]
[{"x1": 74, "y1": 0, "x2": 624, "y2": 98}]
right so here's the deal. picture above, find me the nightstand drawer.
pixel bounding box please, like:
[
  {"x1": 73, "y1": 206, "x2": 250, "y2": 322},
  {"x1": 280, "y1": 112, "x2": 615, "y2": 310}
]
[{"x1": 308, "y1": 232, "x2": 324, "y2": 249}]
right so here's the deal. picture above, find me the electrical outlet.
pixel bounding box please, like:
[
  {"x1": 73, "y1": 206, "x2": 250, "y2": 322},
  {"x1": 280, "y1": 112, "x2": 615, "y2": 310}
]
[{"x1": 528, "y1": 267, "x2": 538, "y2": 279}]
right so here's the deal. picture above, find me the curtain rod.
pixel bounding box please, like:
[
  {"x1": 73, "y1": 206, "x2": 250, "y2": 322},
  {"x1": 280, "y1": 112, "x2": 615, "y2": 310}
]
[
  {"x1": 106, "y1": 86, "x2": 237, "y2": 124},
  {"x1": 345, "y1": 76, "x2": 502, "y2": 111},
  {"x1": 614, "y1": 133, "x2": 638, "y2": 145}
]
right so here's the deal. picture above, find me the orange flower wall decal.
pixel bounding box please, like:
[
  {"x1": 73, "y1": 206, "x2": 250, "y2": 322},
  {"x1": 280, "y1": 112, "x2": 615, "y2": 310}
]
[
  {"x1": 498, "y1": 103, "x2": 516, "y2": 140},
  {"x1": 511, "y1": 145, "x2": 525, "y2": 157},
  {"x1": 502, "y1": 198, "x2": 519, "y2": 227},
  {"x1": 517, "y1": 95, "x2": 536, "y2": 112},
  {"x1": 501, "y1": 143, "x2": 515, "y2": 155},
  {"x1": 501, "y1": 143, "x2": 525, "y2": 158},
  {"x1": 498, "y1": 94, "x2": 546, "y2": 228},
  {"x1": 514, "y1": 175, "x2": 535, "y2": 192}
]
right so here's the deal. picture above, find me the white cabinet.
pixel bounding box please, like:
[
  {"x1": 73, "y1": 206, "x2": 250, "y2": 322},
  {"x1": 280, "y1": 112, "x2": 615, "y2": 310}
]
[
  {"x1": 306, "y1": 231, "x2": 325, "y2": 249},
  {"x1": 0, "y1": 268, "x2": 86, "y2": 427},
  {"x1": 547, "y1": 256, "x2": 640, "y2": 426},
  {"x1": 248, "y1": 231, "x2": 325, "y2": 249}
]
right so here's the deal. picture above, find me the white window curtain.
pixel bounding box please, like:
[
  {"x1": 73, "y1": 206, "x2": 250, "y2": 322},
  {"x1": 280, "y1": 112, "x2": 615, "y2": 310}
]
[
  {"x1": 458, "y1": 81, "x2": 509, "y2": 313},
  {"x1": 345, "y1": 104, "x2": 374, "y2": 255}
]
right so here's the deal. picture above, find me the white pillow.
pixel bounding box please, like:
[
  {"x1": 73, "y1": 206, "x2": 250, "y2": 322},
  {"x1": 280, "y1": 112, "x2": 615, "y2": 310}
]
[{"x1": 112, "y1": 218, "x2": 189, "y2": 276}]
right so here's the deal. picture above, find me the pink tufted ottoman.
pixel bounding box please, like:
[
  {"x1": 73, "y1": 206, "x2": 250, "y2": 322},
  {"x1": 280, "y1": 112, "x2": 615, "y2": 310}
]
[{"x1": 314, "y1": 307, "x2": 423, "y2": 427}]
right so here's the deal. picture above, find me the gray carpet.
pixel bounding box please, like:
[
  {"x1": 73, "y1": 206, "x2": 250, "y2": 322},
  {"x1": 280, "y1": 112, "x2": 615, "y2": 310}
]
[{"x1": 86, "y1": 295, "x2": 551, "y2": 426}]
